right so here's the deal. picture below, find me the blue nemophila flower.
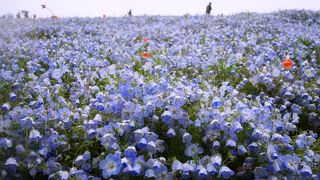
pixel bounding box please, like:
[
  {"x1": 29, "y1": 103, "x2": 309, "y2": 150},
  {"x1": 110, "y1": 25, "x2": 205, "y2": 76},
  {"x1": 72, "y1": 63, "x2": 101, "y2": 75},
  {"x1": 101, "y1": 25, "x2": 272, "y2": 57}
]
[
  {"x1": 101, "y1": 133, "x2": 118, "y2": 150},
  {"x1": 96, "y1": 103, "x2": 104, "y2": 111},
  {"x1": 237, "y1": 145, "x2": 247, "y2": 155},
  {"x1": 12, "y1": 82, "x2": 20, "y2": 91},
  {"x1": 146, "y1": 101, "x2": 155, "y2": 113},
  {"x1": 147, "y1": 141, "x2": 157, "y2": 153},
  {"x1": 1, "y1": 103, "x2": 10, "y2": 111},
  {"x1": 83, "y1": 151, "x2": 91, "y2": 161},
  {"x1": 248, "y1": 142, "x2": 260, "y2": 153},
  {"x1": 58, "y1": 107, "x2": 71, "y2": 123},
  {"x1": 208, "y1": 119, "x2": 221, "y2": 130},
  {"x1": 172, "y1": 95, "x2": 185, "y2": 108},
  {"x1": 87, "y1": 129, "x2": 97, "y2": 139},
  {"x1": 167, "y1": 128, "x2": 176, "y2": 138},
  {"x1": 145, "y1": 131, "x2": 159, "y2": 142},
  {"x1": 207, "y1": 163, "x2": 218, "y2": 175},
  {"x1": 218, "y1": 166, "x2": 234, "y2": 179},
  {"x1": 20, "y1": 116, "x2": 35, "y2": 129},
  {"x1": 145, "y1": 169, "x2": 155, "y2": 178},
  {"x1": 29, "y1": 100, "x2": 42, "y2": 109},
  {"x1": 213, "y1": 141, "x2": 220, "y2": 150},
  {"x1": 194, "y1": 119, "x2": 201, "y2": 127},
  {"x1": 212, "y1": 96, "x2": 222, "y2": 109},
  {"x1": 296, "y1": 133, "x2": 316, "y2": 149},
  {"x1": 124, "y1": 146, "x2": 137, "y2": 160},
  {"x1": 267, "y1": 162, "x2": 281, "y2": 174},
  {"x1": 226, "y1": 139, "x2": 236, "y2": 148},
  {"x1": 138, "y1": 138, "x2": 148, "y2": 150},
  {"x1": 181, "y1": 161, "x2": 196, "y2": 177},
  {"x1": 29, "y1": 129, "x2": 42, "y2": 142},
  {"x1": 99, "y1": 154, "x2": 122, "y2": 179},
  {"x1": 254, "y1": 166, "x2": 268, "y2": 178},
  {"x1": 271, "y1": 133, "x2": 284, "y2": 142},
  {"x1": 281, "y1": 154, "x2": 300, "y2": 172},
  {"x1": 252, "y1": 128, "x2": 263, "y2": 139},
  {"x1": 0, "y1": 138, "x2": 13, "y2": 149},
  {"x1": 211, "y1": 155, "x2": 222, "y2": 168},
  {"x1": 51, "y1": 69, "x2": 63, "y2": 80},
  {"x1": 198, "y1": 109, "x2": 210, "y2": 123},
  {"x1": 129, "y1": 162, "x2": 143, "y2": 176},
  {"x1": 48, "y1": 170, "x2": 69, "y2": 180},
  {"x1": 185, "y1": 143, "x2": 203, "y2": 157},
  {"x1": 154, "y1": 95, "x2": 164, "y2": 107},
  {"x1": 92, "y1": 114, "x2": 102, "y2": 125},
  {"x1": 300, "y1": 163, "x2": 312, "y2": 177},
  {"x1": 16, "y1": 144, "x2": 25, "y2": 154},
  {"x1": 133, "y1": 127, "x2": 148, "y2": 140},
  {"x1": 152, "y1": 160, "x2": 173, "y2": 179},
  {"x1": 5, "y1": 157, "x2": 19, "y2": 172},
  {"x1": 74, "y1": 155, "x2": 85, "y2": 167},
  {"x1": 182, "y1": 132, "x2": 192, "y2": 144},
  {"x1": 197, "y1": 165, "x2": 208, "y2": 178},
  {"x1": 9, "y1": 92, "x2": 17, "y2": 101},
  {"x1": 172, "y1": 159, "x2": 183, "y2": 172},
  {"x1": 161, "y1": 110, "x2": 172, "y2": 124}
]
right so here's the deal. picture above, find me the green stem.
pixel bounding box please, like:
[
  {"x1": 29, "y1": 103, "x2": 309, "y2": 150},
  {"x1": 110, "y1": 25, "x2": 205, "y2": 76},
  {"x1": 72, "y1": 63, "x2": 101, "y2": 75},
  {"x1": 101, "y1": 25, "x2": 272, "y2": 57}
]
[{"x1": 25, "y1": 128, "x2": 29, "y2": 149}]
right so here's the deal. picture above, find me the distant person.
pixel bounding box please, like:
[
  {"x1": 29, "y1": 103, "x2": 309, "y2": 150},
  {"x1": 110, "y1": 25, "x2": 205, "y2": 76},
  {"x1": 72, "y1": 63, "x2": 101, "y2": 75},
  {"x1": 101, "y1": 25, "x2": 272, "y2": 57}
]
[
  {"x1": 128, "y1": 9, "x2": 132, "y2": 16},
  {"x1": 21, "y1": 10, "x2": 29, "y2": 18},
  {"x1": 206, "y1": 2, "x2": 212, "y2": 15}
]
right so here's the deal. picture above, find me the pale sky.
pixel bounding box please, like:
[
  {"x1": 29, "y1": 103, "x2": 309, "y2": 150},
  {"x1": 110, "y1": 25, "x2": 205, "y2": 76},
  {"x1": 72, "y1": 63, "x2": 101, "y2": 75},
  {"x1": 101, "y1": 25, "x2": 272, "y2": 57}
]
[{"x1": 1, "y1": 0, "x2": 320, "y2": 17}]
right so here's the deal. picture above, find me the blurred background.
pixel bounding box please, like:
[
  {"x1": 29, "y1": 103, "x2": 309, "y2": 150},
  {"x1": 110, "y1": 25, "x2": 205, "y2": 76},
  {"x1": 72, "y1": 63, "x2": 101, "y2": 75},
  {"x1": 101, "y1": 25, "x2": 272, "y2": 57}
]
[{"x1": 0, "y1": 0, "x2": 320, "y2": 17}]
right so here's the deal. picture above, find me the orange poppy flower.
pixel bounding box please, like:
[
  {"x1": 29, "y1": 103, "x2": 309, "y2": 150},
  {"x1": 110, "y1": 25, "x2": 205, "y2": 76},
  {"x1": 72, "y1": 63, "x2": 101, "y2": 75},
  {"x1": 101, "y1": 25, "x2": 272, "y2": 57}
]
[
  {"x1": 282, "y1": 58, "x2": 293, "y2": 70},
  {"x1": 141, "y1": 52, "x2": 152, "y2": 58},
  {"x1": 143, "y1": 37, "x2": 148, "y2": 43}
]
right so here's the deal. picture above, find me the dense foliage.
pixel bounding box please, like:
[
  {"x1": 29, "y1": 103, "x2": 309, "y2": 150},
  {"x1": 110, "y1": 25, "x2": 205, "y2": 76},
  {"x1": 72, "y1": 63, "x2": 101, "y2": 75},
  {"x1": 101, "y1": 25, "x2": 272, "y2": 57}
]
[{"x1": 0, "y1": 10, "x2": 320, "y2": 179}]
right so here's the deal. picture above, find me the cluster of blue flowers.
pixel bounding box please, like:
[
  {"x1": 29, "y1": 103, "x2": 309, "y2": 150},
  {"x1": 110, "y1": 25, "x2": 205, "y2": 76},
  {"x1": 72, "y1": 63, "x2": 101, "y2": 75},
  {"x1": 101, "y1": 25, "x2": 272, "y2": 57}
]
[{"x1": 0, "y1": 10, "x2": 319, "y2": 179}]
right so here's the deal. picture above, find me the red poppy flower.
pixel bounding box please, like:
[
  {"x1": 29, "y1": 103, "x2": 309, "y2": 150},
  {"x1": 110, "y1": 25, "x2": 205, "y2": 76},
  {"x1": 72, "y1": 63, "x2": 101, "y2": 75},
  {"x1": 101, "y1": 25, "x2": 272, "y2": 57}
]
[
  {"x1": 143, "y1": 37, "x2": 148, "y2": 43},
  {"x1": 141, "y1": 52, "x2": 152, "y2": 58},
  {"x1": 282, "y1": 58, "x2": 293, "y2": 70}
]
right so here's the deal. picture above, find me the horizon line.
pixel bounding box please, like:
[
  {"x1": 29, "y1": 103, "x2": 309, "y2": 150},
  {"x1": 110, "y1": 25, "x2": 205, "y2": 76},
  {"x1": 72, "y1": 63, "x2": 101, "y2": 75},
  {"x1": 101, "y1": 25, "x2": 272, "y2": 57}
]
[{"x1": 2, "y1": 8, "x2": 319, "y2": 18}]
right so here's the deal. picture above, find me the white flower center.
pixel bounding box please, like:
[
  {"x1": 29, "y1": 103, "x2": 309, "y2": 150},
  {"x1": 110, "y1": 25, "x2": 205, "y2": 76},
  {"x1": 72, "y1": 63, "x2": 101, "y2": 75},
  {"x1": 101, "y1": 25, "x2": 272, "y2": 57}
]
[{"x1": 106, "y1": 161, "x2": 117, "y2": 172}]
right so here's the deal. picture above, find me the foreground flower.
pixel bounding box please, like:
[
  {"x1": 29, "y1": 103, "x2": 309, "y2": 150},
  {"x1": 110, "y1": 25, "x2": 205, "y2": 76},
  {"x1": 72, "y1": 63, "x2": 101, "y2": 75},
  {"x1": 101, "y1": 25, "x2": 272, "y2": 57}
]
[
  {"x1": 219, "y1": 166, "x2": 234, "y2": 179},
  {"x1": 282, "y1": 58, "x2": 293, "y2": 70},
  {"x1": 5, "y1": 157, "x2": 19, "y2": 172},
  {"x1": 99, "y1": 154, "x2": 122, "y2": 178},
  {"x1": 0, "y1": 138, "x2": 12, "y2": 149},
  {"x1": 29, "y1": 129, "x2": 42, "y2": 142},
  {"x1": 141, "y1": 51, "x2": 152, "y2": 58}
]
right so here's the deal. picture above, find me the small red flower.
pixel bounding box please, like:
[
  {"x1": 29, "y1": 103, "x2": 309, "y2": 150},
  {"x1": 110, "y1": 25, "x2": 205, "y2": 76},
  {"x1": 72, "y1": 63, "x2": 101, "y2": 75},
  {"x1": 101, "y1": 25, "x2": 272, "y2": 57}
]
[
  {"x1": 141, "y1": 52, "x2": 152, "y2": 58},
  {"x1": 282, "y1": 58, "x2": 293, "y2": 70},
  {"x1": 143, "y1": 37, "x2": 148, "y2": 43}
]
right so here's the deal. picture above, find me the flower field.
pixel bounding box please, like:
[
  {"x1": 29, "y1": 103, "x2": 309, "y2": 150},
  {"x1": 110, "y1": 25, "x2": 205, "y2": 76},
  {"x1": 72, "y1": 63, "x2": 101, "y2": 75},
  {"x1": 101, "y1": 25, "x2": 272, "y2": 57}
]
[{"x1": 0, "y1": 10, "x2": 320, "y2": 179}]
